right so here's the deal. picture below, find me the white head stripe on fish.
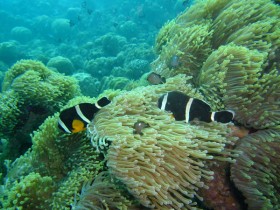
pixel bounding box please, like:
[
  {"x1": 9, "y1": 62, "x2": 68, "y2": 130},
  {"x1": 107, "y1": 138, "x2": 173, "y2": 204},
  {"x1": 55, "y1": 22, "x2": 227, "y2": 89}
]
[
  {"x1": 95, "y1": 101, "x2": 102, "y2": 109},
  {"x1": 228, "y1": 110, "x2": 235, "y2": 119},
  {"x1": 58, "y1": 118, "x2": 71, "y2": 133},
  {"x1": 160, "y1": 93, "x2": 168, "y2": 110},
  {"x1": 75, "y1": 105, "x2": 91, "y2": 123},
  {"x1": 185, "y1": 98, "x2": 193, "y2": 123},
  {"x1": 211, "y1": 112, "x2": 215, "y2": 122}
]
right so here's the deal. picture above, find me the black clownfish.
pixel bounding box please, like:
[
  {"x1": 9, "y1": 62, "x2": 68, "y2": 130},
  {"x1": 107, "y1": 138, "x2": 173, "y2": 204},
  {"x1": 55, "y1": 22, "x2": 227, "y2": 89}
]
[
  {"x1": 58, "y1": 97, "x2": 111, "y2": 133},
  {"x1": 158, "y1": 91, "x2": 234, "y2": 123}
]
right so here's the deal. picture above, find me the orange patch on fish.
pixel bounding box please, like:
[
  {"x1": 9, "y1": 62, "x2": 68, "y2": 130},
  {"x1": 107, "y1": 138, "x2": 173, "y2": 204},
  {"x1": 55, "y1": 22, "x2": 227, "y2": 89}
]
[{"x1": 72, "y1": 119, "x2": 86, "y2": 133}]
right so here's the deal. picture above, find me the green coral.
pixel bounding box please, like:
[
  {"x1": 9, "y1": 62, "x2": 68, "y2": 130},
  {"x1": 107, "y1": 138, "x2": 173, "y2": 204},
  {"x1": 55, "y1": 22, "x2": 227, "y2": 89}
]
[
  {"x1": 2, "y1": 172, "x2": 55, "y2": 210},
  {"x1": 0, "y1": 59, "x2": 81, "y2": 181},
  {"x1": 88, "y1": 75, "x2": 238, "y2": 209},
  {"x1": 198, "y1": 43, "x2": 280, "y2": 129},
  {"x1": 72, "y1": 172, "x2": 139, "y2": 209},
  {"x1": 231, "y1": 128, "x2": 280, "y2": 209},
  {"x1": 0, "y1": 91, "x2": 23, "y2": 137},
  {"x1": 2, "y1": 59, "x2": 80, "y2": 111},
  {"x1": 99, "y1": 76, "x2": 131, "y2": 93},
  {"x1": 152, "y1": 0, "x2": 280, "y2": 129},
  {"x1": 1, "y1": 103, "x2": 106, "y2": 209},
  {"x1": 95, "y1": 33, "x2": 127, "y2": 56},
  {"x1": 151, "y1": 0, "x2": 280, "y2": 207}
]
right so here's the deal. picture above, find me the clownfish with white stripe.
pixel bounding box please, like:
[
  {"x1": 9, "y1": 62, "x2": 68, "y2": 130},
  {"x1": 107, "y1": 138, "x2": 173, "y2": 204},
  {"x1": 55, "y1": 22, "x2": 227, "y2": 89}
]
[
  {"x1": 158, "y1": 91, "x2": 234, "y2": 123},
  {"x1": 58, "y1": 97, "x2": 111, "y2": 133}
]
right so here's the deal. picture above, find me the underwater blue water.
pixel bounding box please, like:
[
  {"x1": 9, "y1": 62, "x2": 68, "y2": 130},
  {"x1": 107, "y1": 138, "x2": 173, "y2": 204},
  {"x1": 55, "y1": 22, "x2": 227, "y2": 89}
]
[
  {"x1": 0, "y1": 0, "x2": 193, "y2": 175},
  {"x1": 0, "y1": 0, "x2": 189, "y2": 64},
  {"x1": 0, "y1": 0, "x2": 194, "y2": 96}
]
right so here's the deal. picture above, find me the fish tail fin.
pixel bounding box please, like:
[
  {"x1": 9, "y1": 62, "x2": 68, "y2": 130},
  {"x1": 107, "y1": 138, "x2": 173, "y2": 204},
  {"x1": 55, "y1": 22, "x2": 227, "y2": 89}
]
[{"x1": 213, "y1": 110, "x2": 235, "y2": 123}]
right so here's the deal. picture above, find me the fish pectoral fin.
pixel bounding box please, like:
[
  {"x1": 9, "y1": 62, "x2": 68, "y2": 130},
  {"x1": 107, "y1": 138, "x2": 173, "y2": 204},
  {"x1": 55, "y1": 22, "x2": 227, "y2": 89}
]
[{"x1": 72, "y1": 119, "x2": 86, "y2": 133}]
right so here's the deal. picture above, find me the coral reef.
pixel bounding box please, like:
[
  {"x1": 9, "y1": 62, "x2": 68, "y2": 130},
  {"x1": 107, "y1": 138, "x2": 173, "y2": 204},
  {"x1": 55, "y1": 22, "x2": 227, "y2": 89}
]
[
  {"x1": 123, "y1": 43, "x2": 155, "y2": 65},
  {"x1": 51, "y1": 18, "x2": 72, "y2": 40},
  {"x1": 151, "y1": 0, "x2": 280, "y2": 208},
  {"x1": 231, "y1": 128, "x2": 280, "y2": 209},
  {"x1": 89, "y1": 75, "x2": 238, "y2": 209},
  {"x1": 47, "y1": 56, "x2": 75, "y2": 75},
  {"x1": 99, "y1": 76, "x2": 131, "y2": 93},
  {"x1": 116, "y1": 21, "x2": 139, "y2": 40},
  {"x1": 1, "y1": 104, "x2": 106, "y2": 209},
  {"x1": 72, "y1": 72, "x2": 101, "y2": 97},
  {"x1": 125, "y1": 59, "x2": 150, "y2": 79},
  {"x1": 95, "y1": 33, "x2": 127, "y2": 57},
  {"x1": 1, "y1": 0, "x2": 280, "y2": 209},
  {"x1": 10, "y1": 26, "x2": 32, "y2": 43},
  {"x1": 85, "y1": 57, "x2": 120, "y2": 78},
  {"x1": 152, "y1": 0, "x2": 280, "y2": 128},
  {"x1": 0, "y1": 60, "x2": 80, "y2": 178},
  {"x1": 0, "y1": 41, "x2": 22, "y2": 65}
]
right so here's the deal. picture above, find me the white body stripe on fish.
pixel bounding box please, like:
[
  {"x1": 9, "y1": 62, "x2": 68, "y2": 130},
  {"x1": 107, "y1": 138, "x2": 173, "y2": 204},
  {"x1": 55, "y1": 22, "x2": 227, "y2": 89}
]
[
  {"x1": 95, "y1": 101, "x2": 102, "y2": 109},
  {"x1": 211, "y1": 112, "x2": 215, "y2": 122},
  {"x1": 229, "y1": 110, "x2": 235, "y2": 119},
  {"x1": 75, "y1": 105, "x2": 91, "y2": 123},
  {"x1": 58, "y1": 118, "x2": 71, "y2": 133},
  {"x1": 185, "y1": 98, "x2": 193, "y2": 123},
  {"x1": 160, "y1": 93, "x2": 168, "y2": 110}
]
